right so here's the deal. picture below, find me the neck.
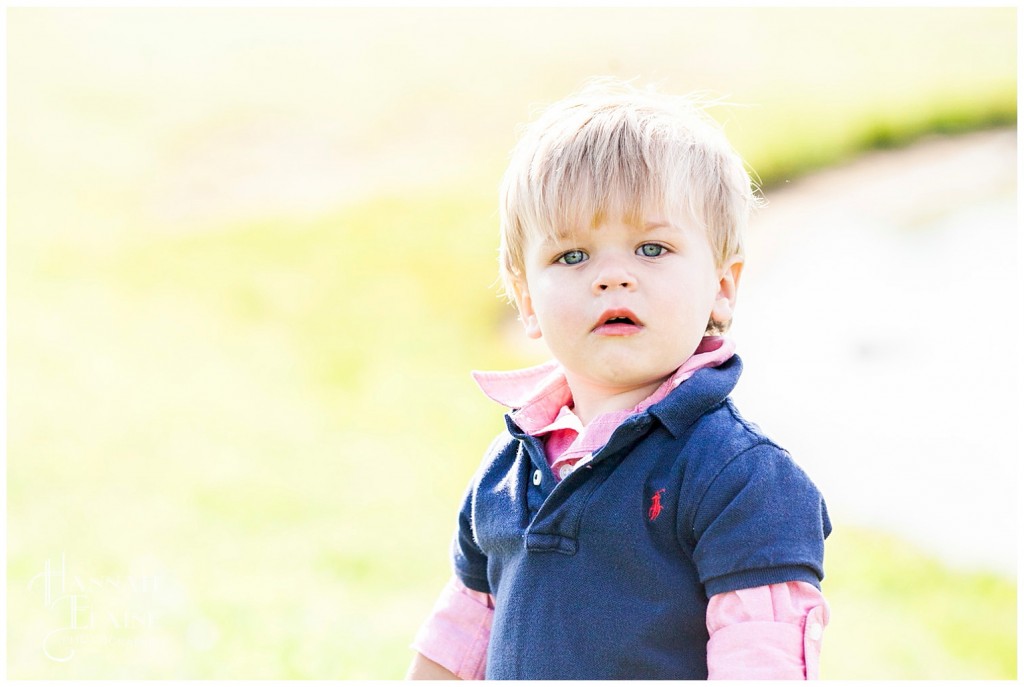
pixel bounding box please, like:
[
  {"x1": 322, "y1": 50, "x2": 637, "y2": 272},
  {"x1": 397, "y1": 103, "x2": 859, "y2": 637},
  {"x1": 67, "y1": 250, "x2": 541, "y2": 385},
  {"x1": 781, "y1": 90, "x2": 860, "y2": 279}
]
[{"x1": 564, "y1": 375, "x2": 666, "y2": 426}]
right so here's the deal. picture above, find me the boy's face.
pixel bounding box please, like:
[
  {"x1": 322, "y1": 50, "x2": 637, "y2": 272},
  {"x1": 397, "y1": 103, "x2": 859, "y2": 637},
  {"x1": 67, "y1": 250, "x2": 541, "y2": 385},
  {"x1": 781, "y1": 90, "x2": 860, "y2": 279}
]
[{"x1": 512, "y1": 215, "x2": 742, "y2": 399}]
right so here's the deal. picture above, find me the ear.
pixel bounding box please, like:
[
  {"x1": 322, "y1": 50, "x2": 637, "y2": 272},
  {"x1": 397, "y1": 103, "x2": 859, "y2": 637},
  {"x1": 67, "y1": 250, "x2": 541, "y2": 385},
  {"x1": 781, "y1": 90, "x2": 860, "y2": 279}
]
[
  {"x1": 710, "y1": 256, "x2": 744, "y2": 326},
  {"x1": 511, "y1": 279, "x2": 543, "y2": 340}
]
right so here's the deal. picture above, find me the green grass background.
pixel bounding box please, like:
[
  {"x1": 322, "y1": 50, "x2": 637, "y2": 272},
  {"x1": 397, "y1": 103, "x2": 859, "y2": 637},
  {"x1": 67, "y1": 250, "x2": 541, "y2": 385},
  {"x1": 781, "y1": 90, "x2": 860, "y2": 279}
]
[{"x1": 7, "y1": 7, "x2": 1017, "y2": 679}]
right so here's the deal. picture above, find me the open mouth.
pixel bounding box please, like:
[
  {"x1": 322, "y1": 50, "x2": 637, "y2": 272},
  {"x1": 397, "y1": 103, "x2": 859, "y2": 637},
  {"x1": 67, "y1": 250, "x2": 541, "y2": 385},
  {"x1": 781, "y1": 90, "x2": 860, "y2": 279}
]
[{"x1": 593, "y1": 309, "x2": 643, "y2": 333}]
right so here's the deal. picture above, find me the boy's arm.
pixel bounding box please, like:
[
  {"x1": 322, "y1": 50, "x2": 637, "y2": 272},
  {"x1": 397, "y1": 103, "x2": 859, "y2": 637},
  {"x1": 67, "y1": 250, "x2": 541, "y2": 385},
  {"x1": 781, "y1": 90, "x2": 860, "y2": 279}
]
[
  {"x1": 410, "y1": 462, "x2": 496, "y2": 679},
  {"x1": 706, "y1": 581, "x2": 829, "y2": 680},
  {"x1": 407, "y1": 576, "x2": 494, "y2": 680},
  {"x1": 686, "y1": 443, "x2": 830, "y2": 679}
]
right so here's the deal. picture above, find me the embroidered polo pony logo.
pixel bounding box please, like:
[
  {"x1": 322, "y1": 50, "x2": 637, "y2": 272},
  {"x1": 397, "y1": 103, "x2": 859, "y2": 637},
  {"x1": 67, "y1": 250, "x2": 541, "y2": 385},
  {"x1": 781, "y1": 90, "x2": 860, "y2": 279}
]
[{"x1": 648, "y1": 488, "x2": 667, "y2": 521}]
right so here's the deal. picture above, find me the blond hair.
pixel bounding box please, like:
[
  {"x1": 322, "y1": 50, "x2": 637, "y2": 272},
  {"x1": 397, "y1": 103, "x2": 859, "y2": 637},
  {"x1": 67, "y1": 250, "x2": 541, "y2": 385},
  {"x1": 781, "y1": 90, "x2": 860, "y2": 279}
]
[{"x1": 498, "y1": 78, "x2": 759, "y2": 303}]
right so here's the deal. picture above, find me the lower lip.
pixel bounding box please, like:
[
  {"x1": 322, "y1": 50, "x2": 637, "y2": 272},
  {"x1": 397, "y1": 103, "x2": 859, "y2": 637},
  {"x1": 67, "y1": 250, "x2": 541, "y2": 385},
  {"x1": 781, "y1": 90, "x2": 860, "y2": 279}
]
[{"x1": 593, "y1": 322, "x2": 643, "y2": 336}]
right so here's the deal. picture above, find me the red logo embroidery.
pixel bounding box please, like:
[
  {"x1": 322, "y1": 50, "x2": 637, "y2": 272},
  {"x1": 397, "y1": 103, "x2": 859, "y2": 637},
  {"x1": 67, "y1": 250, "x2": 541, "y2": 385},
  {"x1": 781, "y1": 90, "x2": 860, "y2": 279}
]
[{"x1": 648, "y1": 489, "x2": 666, "y2": 521}]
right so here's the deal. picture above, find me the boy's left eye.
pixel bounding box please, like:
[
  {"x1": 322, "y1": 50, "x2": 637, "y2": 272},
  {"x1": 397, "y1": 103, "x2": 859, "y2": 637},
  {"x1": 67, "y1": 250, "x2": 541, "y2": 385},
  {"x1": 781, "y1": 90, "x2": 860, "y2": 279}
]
[{"x1": 637, "y1": 243, "x2": 667, "y2": 258}]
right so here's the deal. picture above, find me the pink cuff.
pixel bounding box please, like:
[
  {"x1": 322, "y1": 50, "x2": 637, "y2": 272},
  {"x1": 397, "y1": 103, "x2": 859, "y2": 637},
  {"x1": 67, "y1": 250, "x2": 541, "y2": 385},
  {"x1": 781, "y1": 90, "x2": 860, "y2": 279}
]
[
  {"x1": 411, "y1": 576, "x2": 494, "y2": 680},
  {"x1": 706, "y1": 581, "x2": 830, "y2": 680}
]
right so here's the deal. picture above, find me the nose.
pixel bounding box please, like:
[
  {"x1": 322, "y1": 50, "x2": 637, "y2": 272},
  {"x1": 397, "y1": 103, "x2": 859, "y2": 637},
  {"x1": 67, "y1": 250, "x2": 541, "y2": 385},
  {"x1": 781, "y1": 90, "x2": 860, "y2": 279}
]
[{"x1": 591, "y1": 256, "x2": 637, "y2": 294}]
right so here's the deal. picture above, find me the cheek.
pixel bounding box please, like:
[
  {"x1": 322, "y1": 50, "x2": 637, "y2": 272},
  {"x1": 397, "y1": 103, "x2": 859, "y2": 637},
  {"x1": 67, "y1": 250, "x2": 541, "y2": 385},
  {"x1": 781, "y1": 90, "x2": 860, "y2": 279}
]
[
  {"x1": 661, "y1": 286, "x2": 715, "y2": 333},
  {"x1": 529, "y1": 278, "x2": 576, "y2": 320},
  {"x1": 532, "y1": 299, "x2": 574, "y2": 338}
]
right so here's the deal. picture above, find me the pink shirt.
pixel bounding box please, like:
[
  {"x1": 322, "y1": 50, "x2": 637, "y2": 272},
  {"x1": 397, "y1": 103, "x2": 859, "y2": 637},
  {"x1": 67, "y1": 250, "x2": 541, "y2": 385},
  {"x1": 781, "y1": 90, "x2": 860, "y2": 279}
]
[{"x1": 413, "y1": 337, "x2": 829, "y2": 679}]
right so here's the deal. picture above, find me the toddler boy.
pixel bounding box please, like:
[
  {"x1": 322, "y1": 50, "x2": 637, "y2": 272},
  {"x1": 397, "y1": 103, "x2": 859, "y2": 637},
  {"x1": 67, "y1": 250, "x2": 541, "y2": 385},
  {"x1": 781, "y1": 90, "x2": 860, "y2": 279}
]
[{"x1": 407, "y1": 79, "x2": 830, "y2": 680}]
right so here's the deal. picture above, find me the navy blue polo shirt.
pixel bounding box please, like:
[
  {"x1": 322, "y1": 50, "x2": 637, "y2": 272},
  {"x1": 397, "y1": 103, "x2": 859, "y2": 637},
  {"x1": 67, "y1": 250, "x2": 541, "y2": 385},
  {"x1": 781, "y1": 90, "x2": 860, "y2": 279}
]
[{"x1": 452, "y1": 355, "x2": 830, "y2": 680}]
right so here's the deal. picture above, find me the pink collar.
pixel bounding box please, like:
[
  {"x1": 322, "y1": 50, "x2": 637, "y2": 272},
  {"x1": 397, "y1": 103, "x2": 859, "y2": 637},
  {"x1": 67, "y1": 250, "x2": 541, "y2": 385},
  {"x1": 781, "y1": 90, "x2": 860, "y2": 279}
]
[{"x1": 472, "y1": 336, "x2": 737, "y2": 436}]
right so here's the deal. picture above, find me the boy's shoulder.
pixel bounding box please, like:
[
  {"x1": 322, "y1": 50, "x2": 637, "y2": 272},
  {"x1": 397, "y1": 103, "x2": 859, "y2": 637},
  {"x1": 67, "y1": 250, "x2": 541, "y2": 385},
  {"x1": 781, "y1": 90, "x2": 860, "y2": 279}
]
[
  {"x1": 679, "y1": 395, "x2": 799, "y2": 487},
  {"x1": 466, "y1": 421, "x2": 521, "y2": 481},
  {"x1": 688, "y1": 394, "x2": 787, "y2": 464},
  {"x1": 644, "y1": 364, "x2": 821, "y2": 512},
  {"x1": 647, "y1": 355, "x2": 788, "y2": 463},
  {"x1": 676, "y1": 393, "x2": 829, "y2": 538}
]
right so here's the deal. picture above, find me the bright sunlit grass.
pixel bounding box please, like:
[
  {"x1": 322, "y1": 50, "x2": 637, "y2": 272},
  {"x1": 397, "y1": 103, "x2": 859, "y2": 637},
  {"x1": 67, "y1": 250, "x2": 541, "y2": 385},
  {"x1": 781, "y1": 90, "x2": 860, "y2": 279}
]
[{"x1": 821, "y1": 527, "x2": 1016, "y2": 680}]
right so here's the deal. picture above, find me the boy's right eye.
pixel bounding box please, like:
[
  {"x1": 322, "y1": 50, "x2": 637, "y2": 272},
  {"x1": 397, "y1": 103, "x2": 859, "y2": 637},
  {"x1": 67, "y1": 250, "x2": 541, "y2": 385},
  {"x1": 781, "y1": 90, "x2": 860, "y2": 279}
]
[{"x1": 556, "y1": 249, "x2": 588, "y2": 265}]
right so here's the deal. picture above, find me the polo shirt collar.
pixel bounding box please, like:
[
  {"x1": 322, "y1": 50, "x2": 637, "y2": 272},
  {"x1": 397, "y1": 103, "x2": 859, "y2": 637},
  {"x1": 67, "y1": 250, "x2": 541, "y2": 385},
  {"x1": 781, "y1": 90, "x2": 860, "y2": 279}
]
[
  {"x1": 472, "y1": 336, "x2": 737, "y2": 437},
  {"x1": 471, "y1": 360, "x2": 572, "y2": 435}
]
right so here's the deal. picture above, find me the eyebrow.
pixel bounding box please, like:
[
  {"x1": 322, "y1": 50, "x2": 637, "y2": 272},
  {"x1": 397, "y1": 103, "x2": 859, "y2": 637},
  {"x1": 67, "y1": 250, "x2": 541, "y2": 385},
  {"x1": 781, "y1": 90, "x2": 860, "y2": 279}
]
[
  {"x1": 538, "y1": 218, "x2": 679, "y2": 247},
  {"x1": 643, "y1": 220, "x2": 679, "y2": 231},
  {"x1": 537, "y1": 227, "x2": 581, "y2": 246}
]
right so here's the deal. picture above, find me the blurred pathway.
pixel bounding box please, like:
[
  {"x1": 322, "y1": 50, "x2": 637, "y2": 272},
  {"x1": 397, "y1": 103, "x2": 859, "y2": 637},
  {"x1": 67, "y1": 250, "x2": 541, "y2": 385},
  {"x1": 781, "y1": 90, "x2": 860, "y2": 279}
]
[{"x1": 730, "y1": 128, "x2": 1017, "y2": 575}]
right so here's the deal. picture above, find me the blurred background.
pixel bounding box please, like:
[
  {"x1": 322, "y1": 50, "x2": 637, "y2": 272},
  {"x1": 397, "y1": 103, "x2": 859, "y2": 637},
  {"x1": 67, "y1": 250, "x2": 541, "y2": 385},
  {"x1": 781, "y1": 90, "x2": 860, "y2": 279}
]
[{"x1": 6, "y1": 7, "x2": 1017, "y2": 679}]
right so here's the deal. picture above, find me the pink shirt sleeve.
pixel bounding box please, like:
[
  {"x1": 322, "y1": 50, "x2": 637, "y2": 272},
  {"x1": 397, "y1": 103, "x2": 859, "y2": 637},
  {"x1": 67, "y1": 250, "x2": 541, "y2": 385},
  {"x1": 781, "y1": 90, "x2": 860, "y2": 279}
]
[
  {"x1": 706, "y1": 581, "x2": 830, "y2": 680},
  {"x1": 414, "y1": 577, "x2": 827, "y2": 680},
  {"x1": 411, "y1": 576, "x2": 493, "y2": 680}
]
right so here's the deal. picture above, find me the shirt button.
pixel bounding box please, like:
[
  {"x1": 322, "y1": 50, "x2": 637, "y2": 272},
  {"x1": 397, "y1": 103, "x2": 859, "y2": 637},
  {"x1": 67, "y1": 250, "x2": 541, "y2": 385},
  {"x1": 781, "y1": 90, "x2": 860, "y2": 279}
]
[
  {"x1": 532, "y1": 469, "x2": 542, "y2": 486},
  {"x1": 558, "y1": 464, "x2": 574, "y2": 480},
  {"x1": 807, "y1": 622, "x2": 823, "y2": 641}
]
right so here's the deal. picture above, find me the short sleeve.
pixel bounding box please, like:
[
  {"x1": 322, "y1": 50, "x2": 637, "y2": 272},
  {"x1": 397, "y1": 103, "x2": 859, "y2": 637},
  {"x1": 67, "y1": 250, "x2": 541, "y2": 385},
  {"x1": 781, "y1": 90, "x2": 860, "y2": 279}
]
[
  {"x1": 691, "y1": 442, "x2": 830, "y2": 597},
  {"x1": 451, "y1": 478, "x2": 491, "y2": 594}
]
